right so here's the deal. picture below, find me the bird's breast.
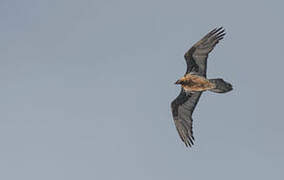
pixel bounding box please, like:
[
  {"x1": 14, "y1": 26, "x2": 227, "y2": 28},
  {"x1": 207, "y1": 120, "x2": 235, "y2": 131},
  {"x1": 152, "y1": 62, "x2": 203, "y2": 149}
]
[{"x1": 181, "y1": 74, "x2": 215, "y2": 92}]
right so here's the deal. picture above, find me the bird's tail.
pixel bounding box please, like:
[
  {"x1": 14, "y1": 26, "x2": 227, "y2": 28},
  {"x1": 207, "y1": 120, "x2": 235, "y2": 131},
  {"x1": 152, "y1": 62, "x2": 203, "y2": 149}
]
[{"x1": 209, "y1": 78, "x2": 233, "y2": 93}]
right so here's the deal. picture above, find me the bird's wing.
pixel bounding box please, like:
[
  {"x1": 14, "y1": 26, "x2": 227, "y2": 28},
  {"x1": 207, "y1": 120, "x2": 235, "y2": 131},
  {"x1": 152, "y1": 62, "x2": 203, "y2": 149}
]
[
  {"x1": 171, "y1": 89, "x2": 202, "y2": 147},
  {"x1": 184, "y1": 27, "x2": 225, "y2": 77}
]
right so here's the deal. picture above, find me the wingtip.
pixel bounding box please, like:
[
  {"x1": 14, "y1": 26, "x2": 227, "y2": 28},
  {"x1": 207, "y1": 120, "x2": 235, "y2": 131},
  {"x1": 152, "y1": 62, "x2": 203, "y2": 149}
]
[
  {"x1": 207, "y1": 27, "x2": 226, "y2": 40},
  {"x1": 182, "y1": 136, "x2": 195, "y2": 148},
  {"x1": 215, "y1": 27, "x2": 225, "y2": 34}
]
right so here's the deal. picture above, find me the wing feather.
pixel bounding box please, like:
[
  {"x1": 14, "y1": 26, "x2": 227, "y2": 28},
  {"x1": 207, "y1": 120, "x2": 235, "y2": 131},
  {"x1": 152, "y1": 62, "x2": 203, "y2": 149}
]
[
  {"x1": 171, "y1": 89, "x2": 202, "y2": 147},
  {"x1": 184, "y1": 27, "x2": 225, "y2": 77},
  {"x1": 171, "y1": 27, "x2": 226, "y2": 147}
]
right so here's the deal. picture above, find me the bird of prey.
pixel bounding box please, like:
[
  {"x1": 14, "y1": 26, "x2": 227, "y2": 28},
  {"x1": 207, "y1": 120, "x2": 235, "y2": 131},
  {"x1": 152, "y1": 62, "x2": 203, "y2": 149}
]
[{"x1": 171, "y1": 27, "x2": 232, "y2": 147}]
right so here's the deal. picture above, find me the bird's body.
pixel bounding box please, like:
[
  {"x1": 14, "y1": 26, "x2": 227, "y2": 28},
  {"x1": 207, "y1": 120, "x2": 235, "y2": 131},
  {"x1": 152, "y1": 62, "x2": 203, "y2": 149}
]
[
  {"x1": 171, "y1": 27, "x2": 232, "y2": 147},
  {"x1": 175, "y1": 73, "x2": 215, "y2": 92}
]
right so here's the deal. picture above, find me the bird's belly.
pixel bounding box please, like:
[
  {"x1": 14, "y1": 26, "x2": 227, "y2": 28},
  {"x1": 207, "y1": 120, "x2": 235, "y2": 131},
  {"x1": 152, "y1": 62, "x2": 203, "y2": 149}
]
[
  {"x1": 183, "y1": 85, "x2": 213, "y2": 92},
  {"x1": 179, "y1": 74, "x2": 215, "y2": 92},
  {"x1": 182, "y1": 81, "x2": 215, "y2": 92}
]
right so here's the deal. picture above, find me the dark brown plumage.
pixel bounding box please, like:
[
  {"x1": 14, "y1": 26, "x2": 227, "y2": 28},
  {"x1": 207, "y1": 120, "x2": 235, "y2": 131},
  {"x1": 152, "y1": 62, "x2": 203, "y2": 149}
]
[{"x1": 171, "y1": 27, "x2": 232, "y2": 147}]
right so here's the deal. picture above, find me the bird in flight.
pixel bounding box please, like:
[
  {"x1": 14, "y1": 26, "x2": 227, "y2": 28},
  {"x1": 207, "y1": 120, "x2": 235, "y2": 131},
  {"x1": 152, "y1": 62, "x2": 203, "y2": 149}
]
[{"x1": 171, "y1": 27, "x2": 232, "y2": 147}]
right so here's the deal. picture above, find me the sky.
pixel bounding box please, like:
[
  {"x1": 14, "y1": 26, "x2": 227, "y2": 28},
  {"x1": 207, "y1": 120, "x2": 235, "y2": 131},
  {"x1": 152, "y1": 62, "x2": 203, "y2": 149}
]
[{"x1": 0, "y1": 0, "x2": 284, "y2": 179}]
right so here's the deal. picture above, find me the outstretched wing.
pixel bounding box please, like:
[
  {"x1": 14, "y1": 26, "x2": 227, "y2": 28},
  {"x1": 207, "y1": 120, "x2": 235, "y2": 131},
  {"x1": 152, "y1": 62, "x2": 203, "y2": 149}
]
[
  {"x1": 184, "y1": 27, "x2": 225, "y2": 77},
  {"x1": 171, "y1": 89, "x2": 202, "y2": 147}
]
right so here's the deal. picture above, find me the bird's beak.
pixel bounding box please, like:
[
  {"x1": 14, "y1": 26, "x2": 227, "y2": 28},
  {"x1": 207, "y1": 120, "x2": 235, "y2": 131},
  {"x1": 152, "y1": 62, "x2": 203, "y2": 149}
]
[{"x1": 175, "y1": 80, "x2": 181, "y2": 84}]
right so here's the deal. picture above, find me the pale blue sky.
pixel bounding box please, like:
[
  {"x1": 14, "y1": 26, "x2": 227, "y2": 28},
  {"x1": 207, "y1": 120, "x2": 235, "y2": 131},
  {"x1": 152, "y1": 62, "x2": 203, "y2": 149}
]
[{"x1": 0, "y1": 0, "x2": 283, "y2": 179}]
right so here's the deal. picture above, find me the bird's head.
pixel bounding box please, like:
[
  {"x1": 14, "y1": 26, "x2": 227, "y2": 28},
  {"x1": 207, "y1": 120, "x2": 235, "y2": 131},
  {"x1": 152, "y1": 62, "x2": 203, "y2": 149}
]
[
  {"x1": 175, "y1": 79, "x2": 182, "y2": 85},
  {"x1": 174, "y1": 76, "x2": 186, "y2": 85}
]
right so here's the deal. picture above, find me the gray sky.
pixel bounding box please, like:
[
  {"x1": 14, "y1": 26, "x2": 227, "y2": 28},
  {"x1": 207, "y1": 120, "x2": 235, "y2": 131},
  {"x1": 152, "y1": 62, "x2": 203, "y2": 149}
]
[{"x1": 1, "y1": 0, "x2": 283, "y2": 179}]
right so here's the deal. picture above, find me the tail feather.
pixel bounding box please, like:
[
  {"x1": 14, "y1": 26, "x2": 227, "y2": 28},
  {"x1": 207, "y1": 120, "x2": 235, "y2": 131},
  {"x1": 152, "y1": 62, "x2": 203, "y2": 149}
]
[{"x1": 209, "y1": 78, "x2": 233, "y2": 93}]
